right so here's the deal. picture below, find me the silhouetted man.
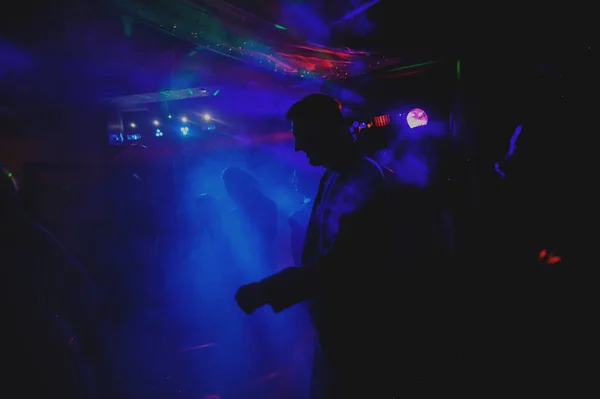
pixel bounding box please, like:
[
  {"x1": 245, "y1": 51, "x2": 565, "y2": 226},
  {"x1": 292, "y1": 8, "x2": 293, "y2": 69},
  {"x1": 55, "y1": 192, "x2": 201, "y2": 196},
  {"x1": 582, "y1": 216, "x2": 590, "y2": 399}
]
[{"x1": 235, "y1": 94, "x2": 405, "y2": 398}]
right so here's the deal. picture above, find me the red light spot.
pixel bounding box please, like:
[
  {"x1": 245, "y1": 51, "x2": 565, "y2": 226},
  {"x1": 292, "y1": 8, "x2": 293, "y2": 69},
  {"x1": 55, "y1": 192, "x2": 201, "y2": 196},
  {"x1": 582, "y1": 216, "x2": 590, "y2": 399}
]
[
  {"x1": 547, "y1": 255, "x2": 561, "y2": 265},
  {"x1": 539, "y1": 249, "x2": 561, "y2": 265},
  {"x1": 68, "y1": 337, "x2": 74, "y2": 345}
]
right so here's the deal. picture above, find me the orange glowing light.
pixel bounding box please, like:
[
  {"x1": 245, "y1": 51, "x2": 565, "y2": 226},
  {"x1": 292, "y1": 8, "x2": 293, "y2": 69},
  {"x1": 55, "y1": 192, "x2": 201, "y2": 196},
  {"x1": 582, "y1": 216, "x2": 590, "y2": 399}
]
[
  {"x1": 373, "y1": 114, "x2": 390, "y2": 127},
  {"x1": 335, "y1": 99, "x2": 342, "y2": 111}
]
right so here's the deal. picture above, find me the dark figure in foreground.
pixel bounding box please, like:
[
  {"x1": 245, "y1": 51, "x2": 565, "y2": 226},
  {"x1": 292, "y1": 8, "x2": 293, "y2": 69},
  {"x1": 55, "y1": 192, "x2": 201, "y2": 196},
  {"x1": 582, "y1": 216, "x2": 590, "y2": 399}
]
[
  {"x1": 0, "y1": 163, "x2": 105, "y2": 398},
  {"x1": 235, "y1": 95, "x2": 413, "y2": 398}
]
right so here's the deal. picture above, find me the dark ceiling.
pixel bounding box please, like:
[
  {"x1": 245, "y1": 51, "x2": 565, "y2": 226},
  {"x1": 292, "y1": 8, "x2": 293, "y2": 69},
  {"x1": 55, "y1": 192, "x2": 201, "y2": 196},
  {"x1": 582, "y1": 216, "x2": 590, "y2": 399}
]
[
  {"x1": 0, "y1": 0, "x2": 593, "y2": 107},
  {"x1": 221, "y1": 0, "x2": 445, "y2": 54},
  {"x1": 0, "y1": 0, "x2": 452, "y2": 104}
]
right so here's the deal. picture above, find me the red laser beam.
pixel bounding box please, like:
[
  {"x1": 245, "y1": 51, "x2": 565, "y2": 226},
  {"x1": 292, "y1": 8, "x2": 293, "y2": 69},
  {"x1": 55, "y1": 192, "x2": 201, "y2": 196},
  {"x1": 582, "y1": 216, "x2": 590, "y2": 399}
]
[{"x1": 292, "y1": 44, "x2": 369, "y2": 57}]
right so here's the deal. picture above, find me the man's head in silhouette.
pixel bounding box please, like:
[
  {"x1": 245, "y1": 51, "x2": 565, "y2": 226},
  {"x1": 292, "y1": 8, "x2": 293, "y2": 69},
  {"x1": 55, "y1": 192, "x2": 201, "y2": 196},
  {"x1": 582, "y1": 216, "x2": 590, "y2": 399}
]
[{"x1": 286, "y1": 94, "x2": 352, "y2": 167}]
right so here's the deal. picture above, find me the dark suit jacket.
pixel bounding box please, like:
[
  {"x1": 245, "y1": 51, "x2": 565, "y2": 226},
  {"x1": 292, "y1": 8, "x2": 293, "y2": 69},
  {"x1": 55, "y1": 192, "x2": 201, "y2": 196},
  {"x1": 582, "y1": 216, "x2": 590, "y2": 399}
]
[
  {"x1": 261, "y1": 156, "x2": 410, "y2": 356},
  {"x1": 288, "y1": 201, "x2": 311, "y2": 266}
]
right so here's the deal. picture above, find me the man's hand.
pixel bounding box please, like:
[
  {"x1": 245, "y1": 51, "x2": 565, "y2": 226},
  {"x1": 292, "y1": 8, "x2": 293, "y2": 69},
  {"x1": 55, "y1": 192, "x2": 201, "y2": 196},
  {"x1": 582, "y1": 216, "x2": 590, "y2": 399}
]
[{"x1": 235, "y1": 282, "x2": 268, "y2": 314}]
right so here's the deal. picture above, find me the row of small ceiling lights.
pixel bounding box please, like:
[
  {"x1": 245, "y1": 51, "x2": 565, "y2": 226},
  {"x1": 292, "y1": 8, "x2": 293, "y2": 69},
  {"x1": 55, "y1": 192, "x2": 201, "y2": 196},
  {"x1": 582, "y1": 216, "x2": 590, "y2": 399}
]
[
  {"x1": 129, "y1": 113, "x2": 211, "y2": 129},
  {"x1": 128, "y1": 114, "x2": 211, "y2": 137}
]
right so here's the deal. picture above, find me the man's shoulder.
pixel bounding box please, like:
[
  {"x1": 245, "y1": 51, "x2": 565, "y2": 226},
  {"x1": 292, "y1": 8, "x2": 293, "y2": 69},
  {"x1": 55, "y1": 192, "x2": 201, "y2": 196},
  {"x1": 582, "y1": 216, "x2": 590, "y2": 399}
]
[
  {"x1": 348, "y1": 156, "x2": 386, "y2": 186},
  {"x1": 331, "y1": 157, "x2": 387, "y2": 209}
]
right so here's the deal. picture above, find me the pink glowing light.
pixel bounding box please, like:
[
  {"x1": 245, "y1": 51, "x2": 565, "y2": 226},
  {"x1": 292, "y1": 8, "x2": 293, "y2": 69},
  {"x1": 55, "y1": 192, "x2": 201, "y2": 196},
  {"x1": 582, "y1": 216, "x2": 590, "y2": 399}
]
[{"x1": 406, "y1": 108, "x2": 428, "y2": 129}]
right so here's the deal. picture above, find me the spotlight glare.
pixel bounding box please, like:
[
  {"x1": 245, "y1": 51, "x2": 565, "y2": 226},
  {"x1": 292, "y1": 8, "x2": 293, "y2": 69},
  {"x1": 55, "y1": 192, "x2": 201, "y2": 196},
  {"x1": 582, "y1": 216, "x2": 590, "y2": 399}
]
[
  {"x1": 168, "y1": 115, "x2": 172, "y2": 119},
  {"x1": 130, "y1": 122, "x2": 136, "y2": 128},
  {"x1": 153, "y1": 120, "x2": 159, "y2": 126},
  {"x1": 203, "y1": 114, "x2": 211, "y2": 121},
  {"x1": 406, "y1": 108, "x2": 428, "y2": 129},
  {"x1": 181, "y1": 116, "x2": 188, "y2": 123}
]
